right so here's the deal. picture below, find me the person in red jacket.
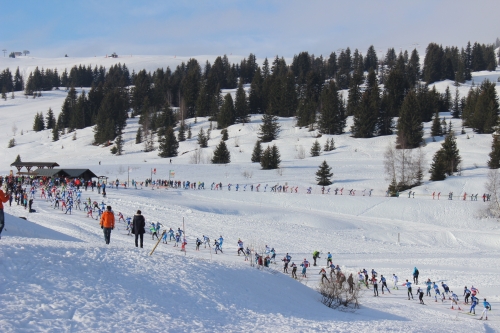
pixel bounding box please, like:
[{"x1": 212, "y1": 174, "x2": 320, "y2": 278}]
[
  {"x1": 0, "y1": 181, "x2": 10, "y2": 239},
  {"x1": 100, "y1": 206, "x2": 115, "y2": 245}
]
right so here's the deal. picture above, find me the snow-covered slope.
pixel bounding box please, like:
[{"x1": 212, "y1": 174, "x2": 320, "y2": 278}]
[{"x1": 1, "y1": 58, "x2": 500, "y2": 332}]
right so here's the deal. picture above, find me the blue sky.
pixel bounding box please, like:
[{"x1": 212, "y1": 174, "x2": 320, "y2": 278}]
[{"x1": 1, "y1": 0, "x2": 498, "y2": 59}]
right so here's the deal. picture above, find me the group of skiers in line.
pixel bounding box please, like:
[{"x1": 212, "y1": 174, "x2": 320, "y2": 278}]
[
  {"x1": 430, "y1": 191, "x2": 492, "y2": 202},
  {"x1": 323, "y1": 262, "x2": 492, "y2": 320}
]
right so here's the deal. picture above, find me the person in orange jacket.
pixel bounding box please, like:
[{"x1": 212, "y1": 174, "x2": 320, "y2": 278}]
[
  {"x1": 100, "y1": 205, "x2": 115, "y2": 245},
  {"x1": 0, "y1": 180, "x2": 10, "y2": 239}
]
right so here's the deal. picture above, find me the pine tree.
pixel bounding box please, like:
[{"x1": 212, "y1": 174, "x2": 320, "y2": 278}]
[
  {"x1": 429, "y1": 150, "x2": 447, "y2": 181},
  {"x1": 351, "y1": 69, "x2": 379, "y2": 138},
  {"x1": 396, "y1": 90, "x2": 423, "y2": 149},
  {"x1": 234, "y1": 79, "x2": 249, "y2": 123},
  {"x1": 33, "y1": 112, "x2": 43, "y2": 131},
  {"x1": 430, "y1": 131, "x2": 461, "y2": 180},
  {"x1": 441, "y1": 118, "x2": 447, "y2": 136},
  {"x1": 258, "y1": 111, "x2": 280, "y2": 142},
  {"x1": 115, "y1": 132, "x2": 124, "y2": 155},
  {"x1": 488, "y1": 134, "x2": 500, "y2": 169},
  {"x1": 323, "y1": 139, "x2": 330, "y2": 152},
  {"x1": 197, "y1": 127, "x2": 208, "y2": 148},
  {"x1": 251, "y1": 140, "x2": 262, "y2": 162},
  {"x1": 14, "y1": 154, "x2": 21, "y2": 163},
  {"x1": 212, "y1": 140, "x2": 231, "y2": 164},
  {"x1": 221, "y1": 128, "x2": 228, "y2": 141},
  {"x1": 271, "y1": 144, "x2": 281, "y2": 169},
  {"x1": 451, "y1": 87, "x2": 461, "y2": 118},
  {"x1": 260, "y1": 144, "x2": 281, "y2": 169},
  {"x1": 260, "y1": 145, "x2": 272, "y2": 169},
  {"x1": 310, "y1": 140, "x2": 321, "y2": 156},
  {"x1": 316, "y1": 160, "x2": 333, "y2": 185},
  {"x1": 178, "y1": 122, "x2": 186, "y2": 142},
  {"x1": 158, "y1": 127, "x2": 179, "y2": 158},
  {"x1": 329, "y1": 138, "x2": 335, "y2": 150},
  {"x1": 318, "y1": 80, "x2": 346, "y2": 135},
  {"x1": 52, "y1": 124, "x2": 59, "y2": 141},
  {"x1": 187, "y1": 124, "x2": 192, "y2": 139},
  {"x1": 217, "y1": 93, "x2": 235, "y2": 129},
  {"x1": 377, "y1": 91, "x2": 394, "y2": 136},
  {"x1": 46, "y1": 108, "x2": 55, "y2": 129},
  {"x1": 431, "y1": 110, "x2": 442, "y2": 137},
  {"x1": 135, "y1": 127, "x2": 143, "y2": 144}
]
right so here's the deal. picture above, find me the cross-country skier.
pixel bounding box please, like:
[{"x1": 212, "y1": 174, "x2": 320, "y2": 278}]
[
  {"x1": 65, "y1": 197, "x2": 73, "y2": 214},
  {"x1": 441, "y1": 282, "x2": 450, "y2": 297},
  {"x1": 326, "y1": 252, "x2": 332, "y2": 266},
  {"x1": 117, "y1": 212, "x2": 125, "y2": 223},
  {"x1": 319, "y1": 267, "x2": 330, "y2": 283},
  {"x1": 203, "y1": 235, "x2": 210, "y2": 248},
  {"x1": 162, "y1": 231, "x2": 168, "y2": 244},
  {"x1": 347, "y1": 273, "x2": 354, "y2": 293},
  {"x1": 417, "y1": 287, "x2": 425, "y2": 304},
  {"x1": 282, "y1": 255, "x2": 289, "y2": 273},
  {"x1": 270, "y1": 248, "x2": 276, "y2": 263},
  {"x1": 412, "y1": 267, "x2": 419, "y2": 284},
  {"x1": 426, "y1": 279, "x2": 432, "y2": 297},
  {"x1": 291, "y1": 262, "x2": 297, "y2": 279},
  {"x1": 373, "y1": 277, "x2": 379, "y2": 296},
  {"x1": 312, "y1": 250, "x2": 320, "y2": 266},
  {"x1": 174, "y1": 233, "x2": 180, "y2": 247},
  {"x1": 195, "y1": 238, "x2": 202, "y2": 250},
  {"x1": 150, "y1": 223, "x2": 158, "y2": 240},
  {"x1": 213, "y1": 239, "x2": 223, "y2": 254},
  {"x1": 471, "y1": 286, "x2": 479, "y2": 297},
  {"x1": 404, "y1": 280, "x2": 414, "y2": 300},
  {"x1": 470, "y1": 295, "x2": 478, "y2": 315},
  {"x1": 169, "y1": 228, "x2": 175, "y2": 241},
  {"x1": 218, "y1": 235, "x2": 224, "y2": 250},
  {"x1": 450, "y1": 291, "x2": 461, "y2": 310},
  {"x1": 237, "y1": 239, "x2": 245, "y2": 255},
  {"x1": 464, "y1": 286, "x2": 471, "y2": 304},
  {"x1": 380, "y1": 275, "x2": 391, "y2": 294},
  {"x1": 479, "y1": 299, "x2": 491, "y2": 320},
  {"x1": 433, "y1": 282, "x2": 442, "y2": 302},
  {"x1": 392, "y1": 274, "x2": 399, "y2": 290},
  {"x1": 300, "y1": 258, "x2": 309, "y2": 278}
]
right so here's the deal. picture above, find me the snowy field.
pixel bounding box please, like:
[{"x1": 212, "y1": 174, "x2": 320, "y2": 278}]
[{"x1": 1, "y1": 56, "x2": 500, "y2": 332}]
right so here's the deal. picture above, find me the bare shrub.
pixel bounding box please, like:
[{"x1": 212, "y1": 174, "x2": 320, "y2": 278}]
[
  {"x1": 242, "y1": 170, "x2": 253, "y2": 179},
  {"x1": 190, "y1": 148, "x2": 204, "y2": 164},
  {"x1": 7, "y1": 138, "x2": 16, "y2": 148},
  {"x1": 296, "y1": 145, "x2": 306, "y2": 159},
  {"x1": 384, "y1": 142, "x2": 426, "y2": 193},
  {"x1": 317, "y1": 273, "x2": 361, "y2": 309},
  {"x1": 486, "y1": 169, "x2": 500, "y2": 217}
]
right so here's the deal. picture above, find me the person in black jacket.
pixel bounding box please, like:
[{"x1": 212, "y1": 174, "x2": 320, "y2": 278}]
[{"x1": 132, "y1": 210, "x2": 146, "y2": 248}]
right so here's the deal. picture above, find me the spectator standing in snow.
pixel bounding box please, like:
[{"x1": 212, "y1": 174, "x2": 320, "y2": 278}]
[
  {"x1": 0, "y1": 180, "x2": 9, "y2": 239},
  {"x1": 132, "y1": 210, "x2": 146, "y2": 248},
  {"x1": 100, "y1": 206, "x2": 115, "y2": 245}
]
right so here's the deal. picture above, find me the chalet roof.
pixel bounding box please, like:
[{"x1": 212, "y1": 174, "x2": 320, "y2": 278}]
[
  {"x1": 10, "y1": 162, "x2": 59, "y2": 168},
  {"x1": 32, "y1": 168, "x2": 98, "y2": 181}
]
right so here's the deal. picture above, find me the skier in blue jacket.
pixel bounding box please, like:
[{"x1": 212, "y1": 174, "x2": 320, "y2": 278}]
[
  {"x1": 470, "y1": 295, "x2": 478, "y2": 315},
  {"x1": 425, "y1": 279, "x2": 432, "y2": 297},
  {"x1": 405, "y1": 280, "x2": 414, "y2": 300},
  {"x1": 480, "y1": 299, "x2": 491, "y2": 320}
]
